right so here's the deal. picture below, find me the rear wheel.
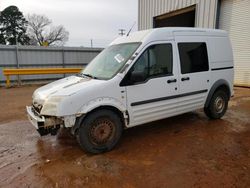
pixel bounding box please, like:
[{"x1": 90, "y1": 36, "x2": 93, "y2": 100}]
[
  {"x1": 76, "y1": 109, "x2": 123, "y2": 154},
  {"x1": 204, "y1": 90, "x2": 229, "y2": 119}
]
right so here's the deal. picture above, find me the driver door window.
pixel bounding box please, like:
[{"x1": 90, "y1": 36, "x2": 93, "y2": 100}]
[
  {"x1": 132, "y1": 49, "x2": 149, "y2": 79},
  {"x1": 126, "y1": 43, "x2": 173, "y2": 85}
]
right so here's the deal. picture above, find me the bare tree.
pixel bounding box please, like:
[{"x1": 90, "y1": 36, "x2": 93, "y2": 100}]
[{"x1": 27, "y1": 14, "x2": 69, "y2": 46}]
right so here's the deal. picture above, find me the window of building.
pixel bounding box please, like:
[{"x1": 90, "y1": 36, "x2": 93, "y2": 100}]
[{"x1": 178, "y1": 42, "x2": 209, "y2": 74}]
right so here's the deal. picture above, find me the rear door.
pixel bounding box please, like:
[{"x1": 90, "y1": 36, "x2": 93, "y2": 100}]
[{"x1": 175, "y1": 35, "x2": 210, "y2": 111}]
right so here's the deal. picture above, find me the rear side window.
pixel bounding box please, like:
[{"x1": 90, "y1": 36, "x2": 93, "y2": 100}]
[{"x1": 178, "y1": 42, "x2": 209, "y2": 74}]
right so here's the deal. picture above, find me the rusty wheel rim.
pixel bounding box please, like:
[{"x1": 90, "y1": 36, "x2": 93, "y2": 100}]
[{"x1": 89, "y1": 117, "x2": 115, "y2": 145}]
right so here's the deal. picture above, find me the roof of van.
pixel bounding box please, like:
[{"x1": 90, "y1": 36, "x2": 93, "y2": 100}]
[{"x1": 111, "y1": 27, "x2": 228, "y2": 45}]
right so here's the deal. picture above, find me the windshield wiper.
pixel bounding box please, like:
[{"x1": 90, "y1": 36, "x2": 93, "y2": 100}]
[{"x1": 77, "y1": 73, "x2": 98, "y2": 79}]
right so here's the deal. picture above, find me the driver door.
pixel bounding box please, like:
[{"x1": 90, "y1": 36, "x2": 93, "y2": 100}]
[{"x1": 121, "y1": 41, "x2": 179, "y2": 127}]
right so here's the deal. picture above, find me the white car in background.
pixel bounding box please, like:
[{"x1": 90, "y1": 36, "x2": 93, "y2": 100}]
[{"x1": 27, "y1": 27, "x2": 234, "y2": 153}]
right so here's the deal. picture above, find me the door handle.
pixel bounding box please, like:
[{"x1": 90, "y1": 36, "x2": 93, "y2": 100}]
[
  {"x1": 181, "y1": 77, "x2": 190, "y2": 81},
  {"x1": 167, "y1": 79, "x2": 177, "y2": 83}
]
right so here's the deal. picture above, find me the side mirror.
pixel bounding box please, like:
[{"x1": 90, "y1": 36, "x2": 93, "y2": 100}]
[{"x1": 130, "y1": 71, "x2": 146, "y2": 83}]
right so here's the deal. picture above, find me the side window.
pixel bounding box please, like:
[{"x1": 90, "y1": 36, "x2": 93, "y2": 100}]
[
  {"x1": 178, "y1": 42, "x2": 209, "y2": 74},
  {"x1": 132, "y1": 49, "x2": 149, "y2": 79},
  {"x1": 129, "y1": 44, "x2": 172, "y2": 83},
  {"x1": 148, "y1": 44, "x2": 172, "y2": 76}
]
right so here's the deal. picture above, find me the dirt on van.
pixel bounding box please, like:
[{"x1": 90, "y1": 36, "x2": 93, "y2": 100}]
[{"x1": 0, "y1": 85, "x2": 250, "y2": 188}]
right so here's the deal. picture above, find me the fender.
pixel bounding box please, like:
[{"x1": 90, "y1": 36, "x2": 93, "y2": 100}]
[
  {"x1": 70, "y1": 97, "x2": 127, "y2": 136},
  {"x1": 77, "y1": 97, "x2": 126, "y2": 115},
  {"x1": 205, "y1": 79, "x2": 231, "y2": 108}
]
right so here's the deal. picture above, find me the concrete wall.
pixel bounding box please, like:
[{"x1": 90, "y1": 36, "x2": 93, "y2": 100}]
[
  {"x1": 0, "y1": 45, "x2": 102, "y2": 85},
  {"x1": 138, "y1": 0, "x2": 218, "y2": 30}
]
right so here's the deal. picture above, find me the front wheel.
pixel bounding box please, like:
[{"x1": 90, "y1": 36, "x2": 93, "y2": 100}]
[
  {"x1": 76, "y1": 109, "x2": 123, "y2": 154},
  {"x1": 204, "y1": 90, "x2": 229, "y2": 119}
]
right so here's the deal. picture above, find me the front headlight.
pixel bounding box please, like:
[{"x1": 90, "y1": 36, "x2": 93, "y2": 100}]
[
  {"x1": 32, "y1": 92, "x2": 45, "y2": 106},
  {"x1": 40, "y1": 96, "x2": 65, "y2": 116}
]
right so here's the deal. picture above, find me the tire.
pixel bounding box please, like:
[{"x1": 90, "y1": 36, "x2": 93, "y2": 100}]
[
  {"x1": 204, "y1": 90, "x2": 229, "y2": 119},
  {"x1": 76, "y1": 109, "x2": 123, "y2": 154}
]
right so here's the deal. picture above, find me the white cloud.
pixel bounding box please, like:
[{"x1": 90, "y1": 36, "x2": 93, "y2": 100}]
[{"x1": 0, "y1": 0, "x2": 138, "y2": 47}]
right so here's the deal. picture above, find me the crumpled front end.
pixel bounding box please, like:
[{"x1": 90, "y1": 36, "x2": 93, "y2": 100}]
[
  {"x1": 26, "y1": 105, "x2": 63, "y2": 136},
  {"x1": 26, "y1": 75, "x2": 107, "y2": 136},
  {"x1": 27, "y1": 94, "x2": 79, "y2": 136}
]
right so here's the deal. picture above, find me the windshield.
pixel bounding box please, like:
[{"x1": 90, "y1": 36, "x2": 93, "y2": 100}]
[{"x1": 81, "y1": 42, "x2": 141, "y2": 80}]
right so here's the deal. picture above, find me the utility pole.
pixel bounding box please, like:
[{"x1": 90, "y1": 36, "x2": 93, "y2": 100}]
[
  {"x1": 90, "y1": 39, "x2": 93, "y2": 48},
  {"x1": 118, "y1": 29, "x2": 126, "y2": 36}
]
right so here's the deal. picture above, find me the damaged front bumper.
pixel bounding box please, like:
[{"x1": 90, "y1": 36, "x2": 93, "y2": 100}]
[
  {"x1": 26, "y1": 106, "x2": 61, "y2": 136},
  {"x1": 26, "y1": 106, "x2": 45, "y2": 129}
]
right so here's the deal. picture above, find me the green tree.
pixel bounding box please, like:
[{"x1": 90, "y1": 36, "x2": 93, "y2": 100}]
[{"x1": 0, "y1": 6, "x2": 30, "y2": 45}]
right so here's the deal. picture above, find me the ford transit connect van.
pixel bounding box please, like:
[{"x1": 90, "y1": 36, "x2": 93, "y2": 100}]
[{"x1": 27, "y1": 28, "x2": 234, "y2": 153}]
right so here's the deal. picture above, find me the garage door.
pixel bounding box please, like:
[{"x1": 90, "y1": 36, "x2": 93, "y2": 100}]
[
  {"x1": 219, "y1": 0, "x2": 250, "y2": 87},
  {"x1": 154, "y1": 5, "x2": 196, "y2": 28}
]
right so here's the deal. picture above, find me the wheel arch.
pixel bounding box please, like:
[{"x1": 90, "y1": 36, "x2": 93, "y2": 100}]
[
  {"x1": 72, "y1": 104, "x2": 127, "y2": 136},
  {"x1": 205, "y1": 79, "x2": 231, "y2": 108},
  {"x1": 85, "y1": 105, "x2": 125, "y2": 124}
]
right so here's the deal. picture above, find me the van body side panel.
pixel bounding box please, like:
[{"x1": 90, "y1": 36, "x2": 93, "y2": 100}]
[{"x1": 207, "y1": 36, "x2": 234, "y2": 96}]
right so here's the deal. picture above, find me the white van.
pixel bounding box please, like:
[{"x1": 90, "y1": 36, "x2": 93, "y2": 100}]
[{"x1": 27, "y1": 28, "x2": 234, "y2": 153}]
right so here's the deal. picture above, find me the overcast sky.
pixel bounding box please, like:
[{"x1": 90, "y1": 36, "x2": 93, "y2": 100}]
[{"x1": 0, "y1": 0, "x2": 138, "y2": 47}]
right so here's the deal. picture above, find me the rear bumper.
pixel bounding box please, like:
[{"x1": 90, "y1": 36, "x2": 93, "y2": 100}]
[{"x1": 26, "y1": 106, "x2": 45, "y2": 129}]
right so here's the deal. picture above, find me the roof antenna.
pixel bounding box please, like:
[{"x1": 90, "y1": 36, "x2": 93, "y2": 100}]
[{"x1": 126, "y1": 22, "x2": 136, "y2": 36}]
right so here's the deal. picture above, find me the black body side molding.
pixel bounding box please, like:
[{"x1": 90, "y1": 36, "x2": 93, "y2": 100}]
[
  {"x1": 131, "y1": 89, "x2": 208, "y2": 107},
  {"x1": 211, "y1": 66, "x2": 233, "y2": 71}
]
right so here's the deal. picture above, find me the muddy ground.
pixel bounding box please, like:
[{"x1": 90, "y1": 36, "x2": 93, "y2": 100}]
[{"x1": 0, "y1": 85, "x2": 250, "y2": 188}]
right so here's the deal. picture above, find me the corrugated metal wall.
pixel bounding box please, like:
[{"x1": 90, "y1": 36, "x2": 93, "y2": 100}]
[
  {"x1": 138, "y1": 0, "x2": 250, "y2": 87},
  {"x1": 0, "y1": 45, "x2": 102, "y2": 85},
  {"x1": 219, "y1": 0, "x2": 250, "y2": 87},
  {"x1": 138, "y1": 0, "x2": 218, "y2": 30}
]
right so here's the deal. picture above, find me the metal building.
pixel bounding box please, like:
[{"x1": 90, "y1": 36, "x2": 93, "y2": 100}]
[{"x1": 138, "y1": 0, "x2": 250, "y2": 87}]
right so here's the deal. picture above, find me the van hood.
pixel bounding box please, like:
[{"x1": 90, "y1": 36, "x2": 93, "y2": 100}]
[{"x1": 33, "y1": 75, "x2": 104, "y2": 105}]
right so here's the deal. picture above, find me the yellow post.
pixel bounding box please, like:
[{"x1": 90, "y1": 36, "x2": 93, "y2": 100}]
[{"x1": 6, "y1": 75, "x2": 10, "y2": 88}]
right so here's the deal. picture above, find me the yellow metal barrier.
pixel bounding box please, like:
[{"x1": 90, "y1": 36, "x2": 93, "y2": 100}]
[{"x1": 3, "y1": 68, "x2": 82, "y2": 87}]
